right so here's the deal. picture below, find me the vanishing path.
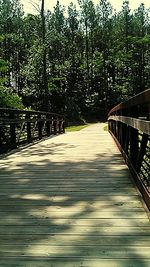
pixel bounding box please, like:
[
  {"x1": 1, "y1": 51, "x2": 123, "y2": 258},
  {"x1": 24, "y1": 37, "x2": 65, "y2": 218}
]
[{"x1": 0, "y1": 123, "x2": 150, "y2": 267}]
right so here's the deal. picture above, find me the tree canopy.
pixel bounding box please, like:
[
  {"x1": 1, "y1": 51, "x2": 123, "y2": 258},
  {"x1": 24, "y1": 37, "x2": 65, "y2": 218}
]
[{"x1": 0, "y1": 0, "x2": 150, "y2": 121}]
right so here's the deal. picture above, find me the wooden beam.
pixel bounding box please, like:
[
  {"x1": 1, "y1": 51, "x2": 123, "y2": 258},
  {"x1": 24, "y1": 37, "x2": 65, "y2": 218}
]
[
  {"x1": 108, "y1": 88, "x2": 150, "y2": 115},
  {"x1": 108, "y1": 116, "x2": 150, "y2": 134}
]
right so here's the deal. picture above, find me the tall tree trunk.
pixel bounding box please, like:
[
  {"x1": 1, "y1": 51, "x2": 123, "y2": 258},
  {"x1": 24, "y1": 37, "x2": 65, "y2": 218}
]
[
  {"x1": 125, "y1": 11, "x2": 129, "y2": 77},
  {"x1": 85, "y1": 19, "x2": 90, "y2": 93},
  {"x1": 41, "y1": 0, "x2": 49, "y2": 111}
]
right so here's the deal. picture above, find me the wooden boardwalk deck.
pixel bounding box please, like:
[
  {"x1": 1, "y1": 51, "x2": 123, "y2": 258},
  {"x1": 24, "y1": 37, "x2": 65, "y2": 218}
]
[{"x1": 0, "y1": 123, "x2": 150, "y2": 267}]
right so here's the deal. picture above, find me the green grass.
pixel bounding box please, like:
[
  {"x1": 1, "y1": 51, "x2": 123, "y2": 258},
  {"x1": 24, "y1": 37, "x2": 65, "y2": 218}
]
[
  {"x1": 66, "y1": 124, "x2": 89, "y2": 132},
  {"x1": 103, "y1": 125, "x2": 108, "y2": 131}
]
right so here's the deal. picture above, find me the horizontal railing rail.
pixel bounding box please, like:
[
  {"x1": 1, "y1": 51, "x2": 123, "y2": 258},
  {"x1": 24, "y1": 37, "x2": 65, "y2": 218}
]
[
  {"x1": 0, "y1": 108, "x2": 65, "y2": 154},
  {"x1": 108, "y1": 89, "x2": 150, "y2": 210}
]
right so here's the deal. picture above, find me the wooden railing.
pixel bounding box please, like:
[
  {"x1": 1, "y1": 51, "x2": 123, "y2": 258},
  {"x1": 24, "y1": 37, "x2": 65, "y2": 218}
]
[
  {"x1": 108, "y1": 89, "x2": 150, "y2": 210},
  {"x1": 0, "y1": 108, "x2": 65, "y2": 154}
]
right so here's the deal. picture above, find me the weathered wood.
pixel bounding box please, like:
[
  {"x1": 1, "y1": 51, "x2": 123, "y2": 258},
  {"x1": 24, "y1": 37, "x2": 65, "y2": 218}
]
[
  {"x1": 0, "y1": 259, "x2": 150, "y2": 267},
  {"x1": 37, "y1": 114, "x2": 42, "y2": 139},
  {"x1": 129, "y1": 126, "x2": 139, "y2": 167},
  {"x1": 108, "y1": 116, "x2": 150, "y2": 135},
  {"x1": 9, "y1": 112, "x2": 16, "y2": 149},
  {"x1": 1, "y1": 236, "x2": 150, "y2": 247},
  {"x1": 136, "y1": 133, "x2": 149, "y2": 173},
  {"x1": 0, "y1": 217, "x2": 149, "y2": 227},
  {"x1": 1, "y1": 245, "x2": 150, "y2": 258},
  {"x1": 0, "y1": 202, "x2": 143, "y2": 208},
  {"x1": 0, "y1": 108, "x2": 65, "y2": 154},
  {"x1": 0, "y1": 124, "x2": 150, "y2": 267},
  {"x1": 0, "y1": 209, "x2": 148, "y2": 218},
  {"x1": 26, "y1": 113, "x2": 32, "y2": 143},
  {"x1": 1, "y1": 226, "x2": 150, "y2": 235},
  {"x1": 108, "y1": 89, "x2": 150, "y2": 210},
  {"x1": 108, "y1": 88, "x2": 150, "y2": 115}
]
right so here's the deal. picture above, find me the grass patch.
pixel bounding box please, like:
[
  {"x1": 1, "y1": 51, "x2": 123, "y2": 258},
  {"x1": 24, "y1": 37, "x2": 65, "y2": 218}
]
[
  {"x1": 66, "y1": 124, "x2": 89, "y2": 132},
  {"x1": 103, "y1": 125, "x2": 108, "y2": 131}
]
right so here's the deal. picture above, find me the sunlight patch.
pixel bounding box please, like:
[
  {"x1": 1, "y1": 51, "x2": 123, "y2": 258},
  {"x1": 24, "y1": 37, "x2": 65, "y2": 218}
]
[
  {"x1": 17, "y1": 178, "x2": 31, "y2": 184},
  {"x1": 17, "y1": 194, "x2": 51, "y2": 200},
  {"x1": 52, "y1": 196, "x2": 70, "y2": 202}
]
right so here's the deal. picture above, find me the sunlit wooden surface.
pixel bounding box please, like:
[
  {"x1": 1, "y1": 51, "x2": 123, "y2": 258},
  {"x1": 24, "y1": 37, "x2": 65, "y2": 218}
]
[{"x1": 0, "y1": 123, "x2": 150, "y2": 267}]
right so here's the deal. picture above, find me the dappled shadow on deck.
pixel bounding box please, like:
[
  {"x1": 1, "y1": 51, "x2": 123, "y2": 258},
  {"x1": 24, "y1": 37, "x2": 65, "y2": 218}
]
[{"x1": 0, "y1": 137, "x2": 150, "y2": 267}]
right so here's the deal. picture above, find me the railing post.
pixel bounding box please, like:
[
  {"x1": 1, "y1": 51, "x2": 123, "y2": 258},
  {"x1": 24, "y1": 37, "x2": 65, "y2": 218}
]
[
  {"x1": 50, "y1": 116, "x2": 52, "y2": 135},
  {"x1": 62, "y1": 117, "x2": 65, "y2": 133},
  {"x1": 0, "y1": 127, "x2": 2, "y2": 147},
  {"x1": 129, "y1": 127, "x2": 139, "y2": 167},
  {"x1": 38, "y1": 114, "x2": 42, "y2": 139},
  {"x1": 58, "y1": 118, "x2": 62, "y2": 134},
  {"x1": 118, "y1": 121, "x2": 122, "y2": 144},
  {"x1": 124, "y1": 125, "x2": 129, "y2": 155},
  {"x1": 136, "y1": 133, "x2": 148, "y2": 173},
  {"x1": 9, "y1": 112, "x2": 17, "y2": 149},
  {"x1": 129, "y1": 107, "x2": 139, "y2": 168},
  {"x1": 53, "y1": 116, "x2": 57, "y2": 135},
  {"x1": 26, "y1": 113, "x2": 32, "y2": 143},
  {"x1": 111, "y1": 119, "x2": 115, "y2": 135},
  {"x1": 121, "y1": 109, "x2": 128, "y2": 151},
  {"x1": 46, "y1": 114, "x2": 50, "y2": 137},
  {"x1": 0, "y1": 108, "x2": 65, "y2": 154},
  {"x1": 108, "y1": 89, "x2": 150, "y2": 211}
]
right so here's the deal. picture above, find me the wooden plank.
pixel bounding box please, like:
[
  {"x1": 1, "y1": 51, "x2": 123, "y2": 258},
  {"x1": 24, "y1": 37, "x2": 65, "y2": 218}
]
[
  {"x1": 0, "y1": 226, "x2": 150, "y2": 235},
  {"x1": 1, "y1": 234, "x2": 150, "y2": 246},
  {"x1": 0, "y1": 218, "x2": 149, "y2": 227},
  {"x1": 108, "y1": 116, "x2": 150, "y2": 134},
  {"x1": 0, "y1": 188, "x2": 137, "y2": 194},
  {"x1": 0, "y1": 204, "x2": 145, "y2": 212},
  {"x1": 0, "y1": 258, "x2": 150, "y2": 267},
  {"x1": 0, "y1": 195, "x2": 144, "y2": 202},
  {"x1": 0, "y1": 169, "x2": 130, "y2": 174},
  {"x1": 0, "y1": 210, "x2": 148, "y2": 219},
  {"x1": 0, "y1": 184, "x2": 134, "y2": 189},
  {"x1": 0, "y1": 176, "x2": 132, "y2": 181},
  {"x1": 0, "y1": 183, "x2": 134, "y2": 188},
  {"x1": 0, "y1": 200, "x2": 144, "y2": 209},
  {"x1": 0, "y1": 245, "x2": 150, "y2": 258},
  {"x1": 0, "y1": 176, "x2": 135, "y2": 183},
  {"x1": 0, "y1": 123, "x2": 149, "y2": 267}
]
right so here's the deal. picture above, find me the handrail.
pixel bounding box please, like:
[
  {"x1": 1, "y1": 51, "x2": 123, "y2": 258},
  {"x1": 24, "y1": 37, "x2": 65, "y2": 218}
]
[
  {"x1": 108, "y1": 89, "x2": 150, "y2": 116},
  {"x1": 108, "y1": 89, "x2": 150, "y2": 210},
  {"x1": 0, "y1": 108, "x2": 65, "y2": 154},
  {"x1": 0, "y1": 108, "x2": 62, "y2": 116}
]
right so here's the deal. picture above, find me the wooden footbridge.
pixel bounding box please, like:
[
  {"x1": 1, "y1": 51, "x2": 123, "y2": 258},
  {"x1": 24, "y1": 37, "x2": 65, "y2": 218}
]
[{"x1": 0, "y1": 90, "x2": 150, "y2": 267}]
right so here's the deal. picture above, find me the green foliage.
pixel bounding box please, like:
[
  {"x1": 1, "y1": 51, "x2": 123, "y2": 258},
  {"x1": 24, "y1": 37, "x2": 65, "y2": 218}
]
[
  {"x1": 66, "y1": 124, "x2": 89, "y2": 132},
  {"x1": 103, "y1": 125, "x2": 108, "y2": 131},
  {"x1": 22, "y1": 42, "x2": 44, "y2": 94},
  {"x1": 0, "y1": 59, "x2": 8, "y2": 72},
  {"x1": 0, "y1": 58, "x2": 8, "y2": 85},
  {"x1": 0, "y1": 57, "x2": 23, "y2": 109},
  {"x1": 0, "y1": 0, "x2": 150, "y2": 120},
  {"x1": 0, "y1": 86, "x2": 23, "y2": 108}
]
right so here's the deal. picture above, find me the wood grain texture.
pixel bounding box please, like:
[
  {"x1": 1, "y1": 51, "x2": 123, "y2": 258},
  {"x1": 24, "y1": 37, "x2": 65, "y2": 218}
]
[
  {"x1": 108, "y1": 116, "x2": 150, "y2": 134},
  {"x1": 0, "y1": 123, "x2": 150, "y2": 267}
]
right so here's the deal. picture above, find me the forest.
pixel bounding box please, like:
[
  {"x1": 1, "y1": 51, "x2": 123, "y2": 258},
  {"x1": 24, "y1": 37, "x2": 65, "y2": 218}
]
[{"x1": 0, "y1": 0, "x2": 150, "y2": 122}]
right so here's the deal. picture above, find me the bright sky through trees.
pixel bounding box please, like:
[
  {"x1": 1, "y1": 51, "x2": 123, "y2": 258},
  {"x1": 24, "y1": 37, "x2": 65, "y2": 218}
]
[
  {"x1": 21, "y1": 0, "x2": 150, "y2": 14},
  {"x1": 1, "y1": 0, "x2": 150, "y2": 115}
]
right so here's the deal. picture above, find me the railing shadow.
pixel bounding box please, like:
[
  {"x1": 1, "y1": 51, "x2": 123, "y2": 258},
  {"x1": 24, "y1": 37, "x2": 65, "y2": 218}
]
[{"x1": 0, "y1": 131, "x2": 150, "y2": 267}]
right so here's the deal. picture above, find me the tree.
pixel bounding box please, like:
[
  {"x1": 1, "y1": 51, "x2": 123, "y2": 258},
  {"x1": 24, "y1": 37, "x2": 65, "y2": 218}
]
[
  {"x1": 0, "y1": 0, "x2": 24, "y2": 108},
  {"x1": 0, "y1": 0, "x2": 150, "y2": 121},
  {"x1": 40, "y1": 0, "x2": 49, "y2": 111},
  {"x1": 95, "y1": 0, "x2": 113, "y2": 113},
  {"x1": 131, "y1": 4, "x2": 150, "y2": 93}
]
